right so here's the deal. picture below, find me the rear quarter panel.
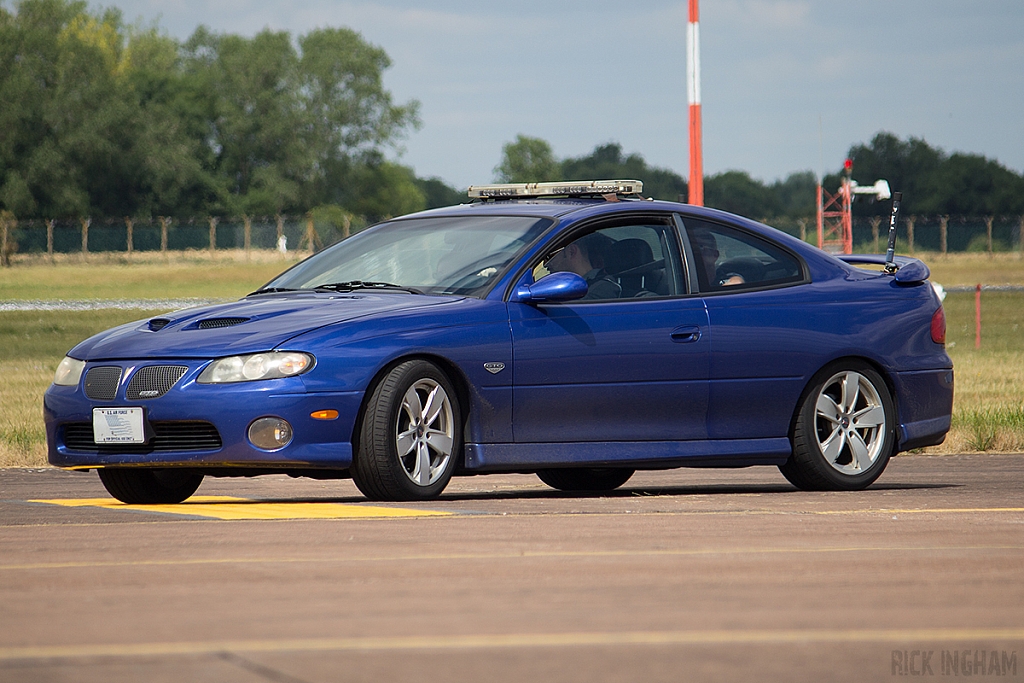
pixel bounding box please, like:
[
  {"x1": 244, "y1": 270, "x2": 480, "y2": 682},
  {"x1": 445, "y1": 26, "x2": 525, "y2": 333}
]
[{"x1": 703, "y1": 267, "x2": 951, "y2": 448}]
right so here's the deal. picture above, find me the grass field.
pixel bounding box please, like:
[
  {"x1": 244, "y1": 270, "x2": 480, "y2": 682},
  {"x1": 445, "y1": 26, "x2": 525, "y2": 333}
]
[
  {"x1": 0, "y1": 249, "x2": 301, "y2": 301},
  {"x1": 0, "y1": 250, "x2": 1021, "y2": 466}
]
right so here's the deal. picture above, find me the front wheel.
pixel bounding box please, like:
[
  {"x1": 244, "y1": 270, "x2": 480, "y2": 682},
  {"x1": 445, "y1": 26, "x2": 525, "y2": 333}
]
[
  {"x1": 98, "y1": 468, "x2": 203, "y2": 504},
  {"x1": 779, "y1": 362, "x2": 895, "y2": 491},
  {"x1": 351, "y1": 360, "x2": 462, "y2": 501},
  {"x1": 537, "y1": 468, "x2": 634, "y2": 492}
]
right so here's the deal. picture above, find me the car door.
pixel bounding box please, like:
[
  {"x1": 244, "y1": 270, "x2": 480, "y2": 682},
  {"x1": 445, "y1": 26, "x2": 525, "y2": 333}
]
[
  {"x1": 508, "y1": 216, "x2": 710, "y2": 444},
  {"x1": 678, "y1": 216, "x2": 812, "y2": 441}
]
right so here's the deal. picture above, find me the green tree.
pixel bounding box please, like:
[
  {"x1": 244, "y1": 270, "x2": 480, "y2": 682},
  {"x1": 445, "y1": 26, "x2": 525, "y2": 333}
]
[
  {"x1": 826, "y1": 132, "x2": 1024, "y2": 216},
  {"x1": 925, "y1": 153, "x2": 1024, "y2": 215},
  {"x1": 771, "y1": 171, "x2": 817, "y2": 219},
  {"x1": 494, "y1": 135, "x2": 560, "y2": 183},
  {"x1": 416, "y1": 176, "x2": 464, "y2": 209},
  {"x1": 704, "y1": 170, "x2": 777, "y2": 218},
  {"x1": 560, "y1": 143, "x2": 687, "y2": 201},
  {"x1": 344, "y1": 158, "x2": 426, "y2": 222},
  {"x1": 0, "y1": 0, "x2": 219, "y2": 218}
]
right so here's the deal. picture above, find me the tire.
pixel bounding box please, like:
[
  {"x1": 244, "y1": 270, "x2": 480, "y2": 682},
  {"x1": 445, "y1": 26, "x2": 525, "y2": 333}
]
[
  {"x1": 537, "y1": 468, "x2": 634, "y2": 492},
  {"x1": 98, "y1": 468, "x2": 204, "y2": 504},
  {"x1": 779, "y1": 361, "x2": 895, "y2": 491},
  {"x1": 351, "y1": 360, "x2": 462, "y2": 501}
]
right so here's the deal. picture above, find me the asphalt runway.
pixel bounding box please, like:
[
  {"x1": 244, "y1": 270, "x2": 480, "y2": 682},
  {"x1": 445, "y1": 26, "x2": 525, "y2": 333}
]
[{"x1": 2, "y1": 454, "x2": 1023, "y2": 682}]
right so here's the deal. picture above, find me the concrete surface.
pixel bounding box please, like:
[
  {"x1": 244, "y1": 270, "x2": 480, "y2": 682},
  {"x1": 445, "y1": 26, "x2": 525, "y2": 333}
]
[{"x1": 1, "y1": 454, "x2": 1022, "y2": 682}]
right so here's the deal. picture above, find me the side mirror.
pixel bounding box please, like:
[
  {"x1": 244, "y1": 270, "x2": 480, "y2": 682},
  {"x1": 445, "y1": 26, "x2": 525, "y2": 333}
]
[{"x1": 512, "y1": 272, "x2": 588, "y2": 304}]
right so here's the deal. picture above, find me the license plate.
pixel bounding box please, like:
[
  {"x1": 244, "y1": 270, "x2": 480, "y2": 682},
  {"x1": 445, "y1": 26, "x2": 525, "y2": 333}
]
[{"x1": 92, "y1": 408, "x2": 146, "y2": 444}]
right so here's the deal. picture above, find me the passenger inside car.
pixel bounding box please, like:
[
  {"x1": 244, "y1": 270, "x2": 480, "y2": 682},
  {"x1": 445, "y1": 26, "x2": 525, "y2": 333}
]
[{"x1": 691, "y1": 227, "x2": 745, "y2": 288}]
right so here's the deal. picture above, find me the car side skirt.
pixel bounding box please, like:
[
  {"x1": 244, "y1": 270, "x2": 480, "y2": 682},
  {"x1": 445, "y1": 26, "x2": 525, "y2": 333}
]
[{"x1": 464, "y1": 438, "x2": 791, "y2": 471}]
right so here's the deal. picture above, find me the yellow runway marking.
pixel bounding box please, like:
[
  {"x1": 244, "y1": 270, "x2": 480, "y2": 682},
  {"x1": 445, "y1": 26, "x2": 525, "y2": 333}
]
[
  {"x1": 3, "y1": 545, "x2": 1021, "y2": 572},
  {"x1": 2, "y1": 628, "x2": 1023, "y2": 661},
  {"x1": 29, "y1": 496, "x2": 451, "y2": 521}
]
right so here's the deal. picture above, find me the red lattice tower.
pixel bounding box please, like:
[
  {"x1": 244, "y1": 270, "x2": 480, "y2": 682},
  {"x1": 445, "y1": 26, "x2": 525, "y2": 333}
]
[{"x1": 817, "y1": 160, "x2": 853, "y2": 254}]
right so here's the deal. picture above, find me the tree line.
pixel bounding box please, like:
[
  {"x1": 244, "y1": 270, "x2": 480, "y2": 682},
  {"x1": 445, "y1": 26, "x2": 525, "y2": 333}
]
[
  {"x1": 3, "y1": 0, "x2": 1022, "y2": 228},
  {"x1": 0, "y1": 0, "x2": 445, "y2": 223},
  {"x1": 496, "y1": 133, "x2": 1024, "y2": 221}
]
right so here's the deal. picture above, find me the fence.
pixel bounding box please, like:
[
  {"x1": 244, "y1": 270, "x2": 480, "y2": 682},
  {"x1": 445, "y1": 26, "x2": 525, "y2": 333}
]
[
  {"x1": 779, "y1": 215, "x2": 1024, "y2": 255},
  {"x1": 2, "y1": 213, "x2": 1023, "y2": 266},
  {"x1": 0, "y1": 214, "x2": 361, "y2": 266}
]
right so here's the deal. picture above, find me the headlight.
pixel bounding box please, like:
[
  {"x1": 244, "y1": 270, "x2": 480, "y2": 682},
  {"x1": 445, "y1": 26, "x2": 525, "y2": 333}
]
[
  {"x1": 197, "y1": 352, "x2": 314, "y2": 383},
  {"x1": 53, "y1": 357, "x2": 86, "y2": 386}
]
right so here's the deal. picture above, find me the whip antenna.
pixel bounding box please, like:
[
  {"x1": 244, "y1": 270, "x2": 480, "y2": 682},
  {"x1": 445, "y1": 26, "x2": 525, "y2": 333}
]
[{"x1": 884, "y1": 191, "x2": 903, "y2": 273}]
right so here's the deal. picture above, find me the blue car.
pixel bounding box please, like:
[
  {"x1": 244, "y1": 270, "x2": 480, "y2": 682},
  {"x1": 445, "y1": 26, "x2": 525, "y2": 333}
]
[{"x1": 44, "y1": 180, "x2": 953, "y2": 503}]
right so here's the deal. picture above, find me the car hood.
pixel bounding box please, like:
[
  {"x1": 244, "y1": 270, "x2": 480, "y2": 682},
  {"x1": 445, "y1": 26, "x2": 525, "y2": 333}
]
[{"x1": 69, "y1": 293, "x2": 462, "y2": 360}]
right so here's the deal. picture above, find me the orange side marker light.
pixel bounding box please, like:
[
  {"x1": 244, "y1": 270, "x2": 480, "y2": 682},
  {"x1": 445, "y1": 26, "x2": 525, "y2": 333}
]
[{"x1": 310, "y1": 410, "x2": 339, "y2": 420}]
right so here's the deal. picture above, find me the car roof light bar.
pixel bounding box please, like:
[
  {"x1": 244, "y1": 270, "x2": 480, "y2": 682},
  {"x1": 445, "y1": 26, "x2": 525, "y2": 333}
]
[{"x1": 467, "y1": 179, "x2": 644, "y2": 199}]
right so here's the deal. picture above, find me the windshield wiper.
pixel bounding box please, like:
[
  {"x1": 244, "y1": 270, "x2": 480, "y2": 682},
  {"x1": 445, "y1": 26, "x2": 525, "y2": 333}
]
[
  {"x1": 313, "y1": 281, "x2": 424, "y2": 295},
  {"x1": 248, "y1": 287, "x2": 299, "y2": 296}
]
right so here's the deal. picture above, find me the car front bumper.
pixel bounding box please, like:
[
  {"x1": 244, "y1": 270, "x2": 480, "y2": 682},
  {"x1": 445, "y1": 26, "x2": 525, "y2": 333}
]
[{"x1": 44, "y1": 360, "x2": 361, "y2": 470}]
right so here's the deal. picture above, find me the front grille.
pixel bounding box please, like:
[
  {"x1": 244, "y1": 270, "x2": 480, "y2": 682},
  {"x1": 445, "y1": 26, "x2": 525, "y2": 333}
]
[
  {"x1": 84, "y1": 367, "x2": 122, "y2": 400},
  {"x1": 62, "y1": 421, "x2": 222, "y2": 454},
  {"x1": 197, "y1": 317, "x2": 249, "y2": 329},
  {"x1": 126, "y1": 365, "x2": 188, "y2": 400}
]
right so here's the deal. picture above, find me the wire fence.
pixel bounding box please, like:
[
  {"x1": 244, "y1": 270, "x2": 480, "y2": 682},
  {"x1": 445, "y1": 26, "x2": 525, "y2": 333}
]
[
  {"x1": 0, "y1": 215, "x2": 361, "y2": 266},
  {"x1": 1, "y1": 213, "x2": 1023, "y2": 266},
  {"x1": 771, "y1": 215, "x2": 1024, "y2": 254}
]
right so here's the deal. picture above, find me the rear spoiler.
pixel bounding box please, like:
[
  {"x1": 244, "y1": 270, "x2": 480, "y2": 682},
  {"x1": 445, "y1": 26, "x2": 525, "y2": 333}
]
[{"x1": 837, "y1": 254, "x2": 930, "y2": 284}]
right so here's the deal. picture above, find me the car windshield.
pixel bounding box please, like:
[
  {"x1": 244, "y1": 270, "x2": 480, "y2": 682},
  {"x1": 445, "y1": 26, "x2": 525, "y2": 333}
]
[{"x1": 260, "y1": 215, "x2": 552, "y2": 298}]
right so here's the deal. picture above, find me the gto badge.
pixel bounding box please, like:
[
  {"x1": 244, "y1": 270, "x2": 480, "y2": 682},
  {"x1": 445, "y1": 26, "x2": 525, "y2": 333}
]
[{"x1": 483, "y1": 362, "x2": 505, "y2": 375}]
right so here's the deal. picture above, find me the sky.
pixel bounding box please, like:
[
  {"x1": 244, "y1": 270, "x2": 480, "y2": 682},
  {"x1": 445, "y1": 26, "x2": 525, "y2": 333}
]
[{"x1": 102, "y1": 0, "x2": 1024, "y2": 189}]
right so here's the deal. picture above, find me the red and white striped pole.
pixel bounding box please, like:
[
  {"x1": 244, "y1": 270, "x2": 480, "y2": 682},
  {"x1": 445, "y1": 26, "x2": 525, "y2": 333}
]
[{"x1": 687, "y1": 0, "x2": 704, "y2": 206}]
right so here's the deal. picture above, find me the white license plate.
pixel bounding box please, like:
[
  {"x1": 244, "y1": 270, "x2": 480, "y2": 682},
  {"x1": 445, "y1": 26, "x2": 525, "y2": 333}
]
[{"x1": 92, "y1": 408, "x2": 146, "y2": 444}]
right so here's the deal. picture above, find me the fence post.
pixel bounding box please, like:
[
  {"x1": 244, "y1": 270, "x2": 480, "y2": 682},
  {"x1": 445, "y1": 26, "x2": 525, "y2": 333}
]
[
  {"x1": 159, "y1": 216, "x2": 170, "y2": 253},
  {"x1": 1019, "y1": 215, "x2": 1024, "y2": 255},
  {"x1": 985, "y1": 216, "x2": 994, "y2": 256},
  {"x1": 905, "y1": 216, "x2": 915, "y2": 254},
  {"x1": 939, "y1": 215, "x2": 948, "y2": 255},
  {"x1": 208, "y1": 217, "x2": 218, "y2": 254},
  {"x1": 276, "y1": 213, "x2": 284, "y2": 246},
  {"x1": 869, "y1": 216, "x2": 881, "y2": 253},
  {"x1": 797, "y1": 218, "x2": 807, "y2": 243},
  {"x1": 80, "y1": 217, "x2": 90, "y2": 256},
  {"x1": 243, "y1": 215, "x2": 252, "y2": 259},
  {"x1": 342, "y1": 213, "x2": 351, "y2": 240},
  {"x1": 0, "y1": 212, "x2": 10, "y2": 267},
  {"x1": 975, "y1": 283, "x2": 982, "y2": 349},
  {"x1": 125, "y1": 217, "x2": 134, "y2": 255}
]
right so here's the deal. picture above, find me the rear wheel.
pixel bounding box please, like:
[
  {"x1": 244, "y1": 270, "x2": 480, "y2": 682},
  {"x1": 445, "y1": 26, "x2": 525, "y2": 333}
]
[
  {"x1": 98, "y1": 468, "x2": 203, "y2": 504},
  {"x1": 352, "y1": 360, "x2": 461, "y2": 501},
  {"x1": 779, "y1": 362, "x2": 894, "y2": 491},
  {"x1": 537, "y1": 468, "x2": 634, "y2": 492}
]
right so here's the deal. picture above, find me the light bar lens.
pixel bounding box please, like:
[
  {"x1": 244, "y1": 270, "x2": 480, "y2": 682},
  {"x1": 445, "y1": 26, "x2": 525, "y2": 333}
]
[
  {"x1": 467, "y1": 179, "x2": 643, "y2": 199},
  {"x1": 198, "y1": 352, "x2": 314, "y2": 383}
]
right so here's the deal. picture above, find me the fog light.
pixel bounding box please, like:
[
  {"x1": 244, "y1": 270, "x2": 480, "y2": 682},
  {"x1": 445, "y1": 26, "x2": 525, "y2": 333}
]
[{"x1": 248, "y1": 417, "x2": 293, "y2": 451}]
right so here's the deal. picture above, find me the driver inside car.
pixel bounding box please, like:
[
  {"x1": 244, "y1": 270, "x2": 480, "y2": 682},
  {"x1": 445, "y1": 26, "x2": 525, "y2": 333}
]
[{"x1": 544, "y1": 232, "x2": 621, "y2": 300}]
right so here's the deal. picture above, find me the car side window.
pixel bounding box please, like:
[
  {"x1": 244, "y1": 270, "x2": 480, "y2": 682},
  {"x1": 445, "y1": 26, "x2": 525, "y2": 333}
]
[
  {"x1": 682, "y1": 219, "x2": 804, "y2": 292},
  {"x1": 533, "y1": 219, "x2": 683, "y2": 300}
]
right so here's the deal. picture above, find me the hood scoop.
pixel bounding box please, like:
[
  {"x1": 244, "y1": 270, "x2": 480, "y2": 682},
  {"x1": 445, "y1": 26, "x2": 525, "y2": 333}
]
[
  {"x1": 148, "y1": 318, "x2": 171, "y2": 331},
  {"x1": 195, "y1": 317, "x2": 250, "y2": 330}
]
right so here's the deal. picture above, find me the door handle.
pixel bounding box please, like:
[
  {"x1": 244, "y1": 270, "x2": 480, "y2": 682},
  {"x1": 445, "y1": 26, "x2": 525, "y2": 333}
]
[{"x1": 670, "y1": 326, "x2": 702, "y2": 343}]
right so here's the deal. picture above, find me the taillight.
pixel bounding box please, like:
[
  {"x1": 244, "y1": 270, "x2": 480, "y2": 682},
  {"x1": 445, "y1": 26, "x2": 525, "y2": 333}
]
[{"x1": 931, "y1": 306, "x2": 946, "y2": 344}]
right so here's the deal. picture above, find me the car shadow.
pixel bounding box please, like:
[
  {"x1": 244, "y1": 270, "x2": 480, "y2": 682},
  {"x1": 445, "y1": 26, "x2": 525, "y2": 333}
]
[{"x1": 217, "y1": 481, "x2": 960, "y2": 506}]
